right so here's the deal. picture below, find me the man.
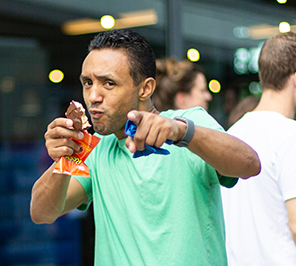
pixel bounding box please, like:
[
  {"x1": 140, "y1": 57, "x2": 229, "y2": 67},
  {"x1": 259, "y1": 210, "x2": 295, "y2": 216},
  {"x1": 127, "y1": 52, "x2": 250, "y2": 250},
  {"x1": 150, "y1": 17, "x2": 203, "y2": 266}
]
[
  {"x1": 222, "y1": 32, "x2": 296, "y2": 265},
  {"x1": 30, "y1": 29, "x2": 260, "y2": 265},
  {"x1": 153, "y1": 57, "x2": 212, "y2": 111}
]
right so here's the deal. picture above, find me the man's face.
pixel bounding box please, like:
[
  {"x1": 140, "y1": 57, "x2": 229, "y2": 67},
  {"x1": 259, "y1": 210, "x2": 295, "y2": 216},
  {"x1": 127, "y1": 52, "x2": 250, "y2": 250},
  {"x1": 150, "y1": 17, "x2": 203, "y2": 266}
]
[
  {"x1": 80, "y1": 48, "x2": 140, "y2": 139},
  {"x1": 186, "y1": 73, "x2": 212, "y2": 110}
]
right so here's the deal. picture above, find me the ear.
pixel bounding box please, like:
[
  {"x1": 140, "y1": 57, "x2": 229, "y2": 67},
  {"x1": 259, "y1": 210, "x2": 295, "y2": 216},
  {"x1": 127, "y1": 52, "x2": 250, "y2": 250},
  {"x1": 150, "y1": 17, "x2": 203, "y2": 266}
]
[
  {"x1": 138, "y1": 77, "x2": 156, "y2": 101},
  {"x1": 174, "y1": 91, "x2": 187, "y2": 109}
]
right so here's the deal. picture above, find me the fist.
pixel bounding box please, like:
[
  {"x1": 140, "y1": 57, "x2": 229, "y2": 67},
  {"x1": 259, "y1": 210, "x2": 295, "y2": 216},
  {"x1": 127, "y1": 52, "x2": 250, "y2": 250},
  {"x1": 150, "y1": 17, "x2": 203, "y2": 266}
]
[
  {"x1": 44, "y1": 118, "x2": 84, "y2": 162},
  {"x1": 125, "y1": 110, "x2": 186, "y2": 153}
]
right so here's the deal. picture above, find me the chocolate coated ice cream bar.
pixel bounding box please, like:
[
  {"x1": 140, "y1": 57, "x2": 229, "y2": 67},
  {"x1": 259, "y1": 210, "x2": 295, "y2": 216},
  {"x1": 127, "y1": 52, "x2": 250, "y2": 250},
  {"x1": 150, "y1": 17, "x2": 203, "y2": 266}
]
[{"x1": 65, "y1": 100, "x2": 91, "y2": 130}]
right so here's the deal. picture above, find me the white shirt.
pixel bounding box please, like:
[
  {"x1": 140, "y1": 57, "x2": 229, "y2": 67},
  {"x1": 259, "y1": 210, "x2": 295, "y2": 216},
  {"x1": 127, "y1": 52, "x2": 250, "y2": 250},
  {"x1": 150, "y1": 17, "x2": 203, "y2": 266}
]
[{"x1": 222, "y1": 111, "x2": 296, "y2": 266}]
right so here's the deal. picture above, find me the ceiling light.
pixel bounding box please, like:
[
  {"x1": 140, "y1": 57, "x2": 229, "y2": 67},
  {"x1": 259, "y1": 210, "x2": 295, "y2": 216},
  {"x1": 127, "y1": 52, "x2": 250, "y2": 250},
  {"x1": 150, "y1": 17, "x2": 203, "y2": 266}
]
[
  {"x1": 62, "y1": 10, "x2": 158, "y2": 35},
  {"x1": 279, "y1": 22, "x2": 290, "y2": 33},
  {"x1": 100, "y1": 15, "x2": 115, "y2": 29},
  {"x1": 247, "y1": 23, "x2": 296, "y2": 39},
  {"x1": 187, "y1": 48, "x2": 200, "y2": 62}
]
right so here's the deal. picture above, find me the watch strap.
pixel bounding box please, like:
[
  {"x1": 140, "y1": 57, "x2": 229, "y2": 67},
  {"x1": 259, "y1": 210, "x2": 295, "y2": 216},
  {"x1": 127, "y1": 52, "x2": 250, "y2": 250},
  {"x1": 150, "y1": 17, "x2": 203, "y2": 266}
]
[{"x1": 173, "y1": 116, "x2": 195, "y2": 147}]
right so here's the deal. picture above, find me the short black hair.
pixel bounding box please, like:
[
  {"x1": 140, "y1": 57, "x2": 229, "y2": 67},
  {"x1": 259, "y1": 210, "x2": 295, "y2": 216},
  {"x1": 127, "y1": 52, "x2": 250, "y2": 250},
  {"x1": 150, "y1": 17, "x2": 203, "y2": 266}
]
[{"x1": 89, "y1": 29, "x2": 156, "y2": 86}]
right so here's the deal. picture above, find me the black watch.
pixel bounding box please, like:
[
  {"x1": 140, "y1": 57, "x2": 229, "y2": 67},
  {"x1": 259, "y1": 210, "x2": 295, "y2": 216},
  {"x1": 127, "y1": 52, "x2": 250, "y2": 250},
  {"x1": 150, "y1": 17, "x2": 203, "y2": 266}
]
[{"x1": 173, "y1": 116, "x2": 195, "y2": 147}]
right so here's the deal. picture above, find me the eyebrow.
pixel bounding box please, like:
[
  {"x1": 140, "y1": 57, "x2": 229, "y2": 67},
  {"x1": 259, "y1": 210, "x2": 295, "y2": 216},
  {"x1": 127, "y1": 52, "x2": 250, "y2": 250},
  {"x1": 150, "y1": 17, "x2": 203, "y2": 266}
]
[{"x1": 79, "y1": 73, "x2": 115, "y2": 80}]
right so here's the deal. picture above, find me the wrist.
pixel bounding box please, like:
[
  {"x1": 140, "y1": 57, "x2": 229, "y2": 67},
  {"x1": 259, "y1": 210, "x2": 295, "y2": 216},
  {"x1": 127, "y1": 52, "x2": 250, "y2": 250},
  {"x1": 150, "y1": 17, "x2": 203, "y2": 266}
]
[{"x1": 173, "y1": 116, "x2": 195, "y2": 147}]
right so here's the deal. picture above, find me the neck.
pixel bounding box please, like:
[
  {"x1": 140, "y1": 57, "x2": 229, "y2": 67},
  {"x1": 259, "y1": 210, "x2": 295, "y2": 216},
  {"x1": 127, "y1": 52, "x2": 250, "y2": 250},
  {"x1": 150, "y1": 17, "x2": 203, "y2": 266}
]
[
  {"x1": 139, "y1": 99, "x2": 160, "y2": 114},
  {"x1": 115, "y1": 102, "x2": 160, "y2": 140},
  {"x1": 148, "y1": 105, "x2": 160, "y2": 114},
  {"x1": 254, "y1": 87, "x2": 295, "y2": 119}
]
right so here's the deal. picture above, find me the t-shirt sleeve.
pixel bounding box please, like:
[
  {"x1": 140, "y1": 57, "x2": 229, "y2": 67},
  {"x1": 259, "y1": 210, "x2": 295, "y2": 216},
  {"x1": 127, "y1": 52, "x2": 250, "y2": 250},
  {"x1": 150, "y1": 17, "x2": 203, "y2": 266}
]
[
  {"x1": 73, "y1": 175, "x2": 93, "y2": 210},
  {"x1": 174, "y1": 107, "x2": 224, "y2": 132},
  {"x1": 218, "y1": 175, "x2": 239, "y2": 188}
]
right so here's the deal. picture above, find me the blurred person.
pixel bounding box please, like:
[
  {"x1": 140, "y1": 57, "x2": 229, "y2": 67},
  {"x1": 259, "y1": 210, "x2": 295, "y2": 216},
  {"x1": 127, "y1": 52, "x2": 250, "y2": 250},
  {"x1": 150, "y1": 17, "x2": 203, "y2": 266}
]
[
  {"x1": 30, "y1": 29, "x2": 260, "y2": 265},
  {"x1": 222, "y1": 31, "x2": 296, "y2": 265},
  {"x1": 227, "y1": 95, "x2": 259, "y2": 128},
  {"x1": 153, "y1": 57, "x2": 212, "y2": 111},
  {"x1": 223, "y1": 87, "x2": 239, "y2": 127},
  {"x1": 223, "y1": 87, "x2": 238, "y2": 115}
]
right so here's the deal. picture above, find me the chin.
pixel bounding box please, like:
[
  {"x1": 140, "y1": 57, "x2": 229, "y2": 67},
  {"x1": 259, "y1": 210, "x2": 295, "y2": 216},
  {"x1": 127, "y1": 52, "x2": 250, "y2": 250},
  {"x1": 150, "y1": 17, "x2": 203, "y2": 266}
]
[{"x1": 93, "y1": 124, "x2": 106, "y2": 135}]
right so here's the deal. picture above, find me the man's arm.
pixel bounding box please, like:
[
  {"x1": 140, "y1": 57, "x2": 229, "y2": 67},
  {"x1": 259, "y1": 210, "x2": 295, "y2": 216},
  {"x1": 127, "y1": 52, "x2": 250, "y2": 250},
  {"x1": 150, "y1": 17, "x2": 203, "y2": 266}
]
[
  {"x1": 186, "y1": 125, "x2": 260, "y2": 178},
  {"x1": 30, "y1": 118, "x2": 88, "y2": 224},
  {"x1": 30, "y1": 163, "x2": 87, "y2": 224},
  {"x1": 125, "y1": 111, "x2": 261, "y2": 179},
  {"x1": 285, "y1": 198, "x2": 296, "y2": 246}
]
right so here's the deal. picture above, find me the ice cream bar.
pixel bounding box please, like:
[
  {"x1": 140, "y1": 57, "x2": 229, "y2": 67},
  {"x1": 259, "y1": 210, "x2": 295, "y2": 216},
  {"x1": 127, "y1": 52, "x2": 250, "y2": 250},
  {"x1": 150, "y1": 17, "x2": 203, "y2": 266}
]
[{"x1": 65, "y1": 100, "x2": 91, "y2": 130}]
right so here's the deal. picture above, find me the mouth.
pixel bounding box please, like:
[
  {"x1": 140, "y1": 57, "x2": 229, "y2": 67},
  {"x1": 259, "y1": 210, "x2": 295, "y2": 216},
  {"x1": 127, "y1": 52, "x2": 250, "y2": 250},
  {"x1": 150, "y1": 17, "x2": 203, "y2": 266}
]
[{"x1": 89, "y1": 109, "x2": 104, "y2": 119}]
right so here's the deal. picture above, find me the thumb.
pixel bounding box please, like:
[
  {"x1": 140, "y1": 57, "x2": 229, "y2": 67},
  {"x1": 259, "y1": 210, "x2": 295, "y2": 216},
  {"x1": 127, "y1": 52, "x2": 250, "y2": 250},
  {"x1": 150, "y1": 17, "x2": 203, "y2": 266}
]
[{"x1": 127, "y1": 110, "x2": 143, "y2": 126}]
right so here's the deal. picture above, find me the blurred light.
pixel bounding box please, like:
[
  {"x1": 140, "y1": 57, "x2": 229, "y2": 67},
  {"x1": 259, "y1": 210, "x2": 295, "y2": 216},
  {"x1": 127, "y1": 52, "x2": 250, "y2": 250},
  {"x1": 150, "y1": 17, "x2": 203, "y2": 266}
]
[
  {"x1": 248, "y1": 23, "x2": 296, "y2": 39},
  {"x1": 234, "y1": 48, "x2": 250, "y2": 75},
  {"x1": 234, "y1": 59, "x2": 248, "y2": 75},
  {"x1": 187, "y1": 48, "x2": 200, "y2": 62},
  {"x1": 277, "y1": 0, "x2": 287, "y2": 4},
  {"x1": 49, "y1": 69, "x2": 64, "y2": 83},
  {"x1": 234, "y1": 42, "x2": 263, "y2": 75},
  {"x1": 0, "y1": 76, "x2": 15, "y2": 93},
  {"x1": 236, "y1": 48, "x2": 250, "y2": 63},
  {"x1": 209, "y1": 79, "x2": 221, "y2": 93},
  {"x1": 233, "y1": 27, "x2": 250, "y2": 39},
  {"x1": 249, "y1": 82, "x2": 262, "y2": 95},
  {"x1": 279, "y1": 22, "x2": 290, "y2": 33},
  {"x1": 248, "y1": 44, "x2": 263, "y2": 73},
  {"x1": 62, "y1": 10, "x2": 157, "y2": 35},
  {"x1": 100, "y1": 15, "x2": 115, "y2": 29}
]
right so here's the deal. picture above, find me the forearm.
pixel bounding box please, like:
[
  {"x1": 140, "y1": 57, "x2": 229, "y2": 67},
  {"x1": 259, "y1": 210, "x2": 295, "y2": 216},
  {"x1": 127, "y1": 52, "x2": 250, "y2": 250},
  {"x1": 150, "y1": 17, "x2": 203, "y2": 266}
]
[
  {"x1": 30, "y1": 163, "x2": 71, "y2": 224},
  {"x1": 125, "y1": 111, "x2": 260, "y2": 178},
  {"x1": 187, "y1": 126, "x2": 261, "y2": 178}
]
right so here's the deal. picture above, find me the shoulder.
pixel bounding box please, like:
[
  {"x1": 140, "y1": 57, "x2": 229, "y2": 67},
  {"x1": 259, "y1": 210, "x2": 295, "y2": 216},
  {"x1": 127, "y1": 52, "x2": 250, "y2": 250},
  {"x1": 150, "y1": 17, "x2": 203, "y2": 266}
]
[
  {"x1": 160, "y1": 107, "x2": 206, "y2": 118},
  {"x1": 229, "y1": 111, "x2": 296, "y2": 135},
  {"x1": 160, "y1": 107, "x2": 224, "y2": 132}
]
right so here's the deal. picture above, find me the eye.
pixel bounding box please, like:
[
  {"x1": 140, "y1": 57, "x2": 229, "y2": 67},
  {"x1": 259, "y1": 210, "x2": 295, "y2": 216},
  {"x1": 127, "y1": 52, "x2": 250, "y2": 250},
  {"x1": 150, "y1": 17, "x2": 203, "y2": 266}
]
[
  {"x1": 82, "y1": 80, "x2": 92, "y2": 87},
  {"x1": 105, "y1": 81, "x2": 115, "y2": 89}
]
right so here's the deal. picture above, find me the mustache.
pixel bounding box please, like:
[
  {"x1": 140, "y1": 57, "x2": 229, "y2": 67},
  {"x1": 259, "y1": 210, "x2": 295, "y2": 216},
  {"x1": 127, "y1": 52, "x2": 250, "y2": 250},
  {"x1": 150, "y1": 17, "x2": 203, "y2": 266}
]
[
  {"x1": 87, "y1": 104, "x2": 108, "y2": 118},
  {"x1": 87, "y1": 104, "x2": 105, "y2": 111}
]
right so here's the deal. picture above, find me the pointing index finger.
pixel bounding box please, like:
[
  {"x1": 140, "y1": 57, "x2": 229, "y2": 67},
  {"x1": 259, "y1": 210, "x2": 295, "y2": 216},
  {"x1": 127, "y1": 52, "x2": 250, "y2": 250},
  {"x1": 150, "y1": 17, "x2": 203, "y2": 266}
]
[{"x1": 127, "y1": 110, "x2": 143, "y2": 126}]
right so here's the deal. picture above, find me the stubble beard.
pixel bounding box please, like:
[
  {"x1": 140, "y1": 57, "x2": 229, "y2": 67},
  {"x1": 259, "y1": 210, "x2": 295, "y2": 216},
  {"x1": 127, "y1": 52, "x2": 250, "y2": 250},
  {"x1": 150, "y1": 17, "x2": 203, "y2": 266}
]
[{"x1": 92, "y1": 102, "x2": 139, "y2": 136}]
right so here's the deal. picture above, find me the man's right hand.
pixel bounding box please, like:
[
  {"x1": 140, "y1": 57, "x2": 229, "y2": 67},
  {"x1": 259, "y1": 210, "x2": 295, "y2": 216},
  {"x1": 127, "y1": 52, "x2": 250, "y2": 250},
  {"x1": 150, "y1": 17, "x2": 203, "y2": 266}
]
[{"x1": 44, "y1": 118, "x2": 84, "y2": 162}]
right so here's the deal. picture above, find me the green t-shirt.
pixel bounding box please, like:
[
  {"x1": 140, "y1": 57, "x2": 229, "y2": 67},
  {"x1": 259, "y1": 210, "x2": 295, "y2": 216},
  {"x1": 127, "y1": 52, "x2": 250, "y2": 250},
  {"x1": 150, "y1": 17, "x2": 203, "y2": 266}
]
[{"x1": 74, "y1": 107, "x2": 235, "y2": 265}]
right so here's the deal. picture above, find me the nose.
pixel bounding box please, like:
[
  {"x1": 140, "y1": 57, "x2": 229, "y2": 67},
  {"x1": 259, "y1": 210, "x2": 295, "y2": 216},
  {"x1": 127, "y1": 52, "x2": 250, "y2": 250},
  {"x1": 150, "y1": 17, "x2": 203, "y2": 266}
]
[
  {"x1": 206, "y1": 91, "x2": 212, "y2": 101},
  {"x1": 88, "y1": 84, "x2": 104, "y2": 104}
]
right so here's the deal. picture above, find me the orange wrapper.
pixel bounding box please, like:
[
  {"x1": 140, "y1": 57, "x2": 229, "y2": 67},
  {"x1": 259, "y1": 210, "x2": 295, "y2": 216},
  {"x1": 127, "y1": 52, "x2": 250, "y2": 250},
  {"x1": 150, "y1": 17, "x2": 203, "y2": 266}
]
[{"x1": 53, "y1": 130, "x2": 100, "y2": 177}]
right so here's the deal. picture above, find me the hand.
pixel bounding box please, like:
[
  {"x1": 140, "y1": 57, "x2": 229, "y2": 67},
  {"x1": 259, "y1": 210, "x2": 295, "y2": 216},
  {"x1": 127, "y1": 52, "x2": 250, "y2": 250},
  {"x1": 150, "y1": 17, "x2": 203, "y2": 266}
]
[
  {"x1": 44, "y1": 118, "x2": 84, "y2": 162},
  {"x1": 125, "y1": 110, "x2": 186, "y2": 153}
]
